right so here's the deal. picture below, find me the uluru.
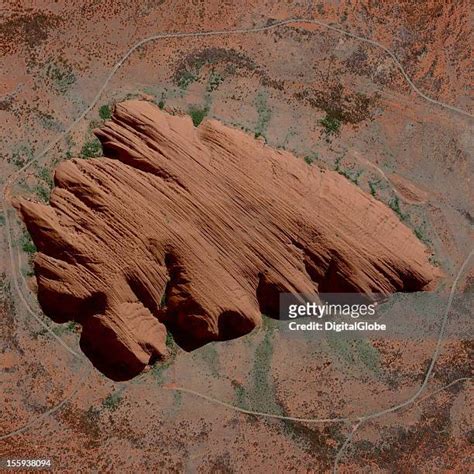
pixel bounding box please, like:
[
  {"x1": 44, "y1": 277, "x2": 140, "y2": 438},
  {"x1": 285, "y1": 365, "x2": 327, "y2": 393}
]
[{"x1": 15, "y1": 100, "x2": 438, "y2": 381}]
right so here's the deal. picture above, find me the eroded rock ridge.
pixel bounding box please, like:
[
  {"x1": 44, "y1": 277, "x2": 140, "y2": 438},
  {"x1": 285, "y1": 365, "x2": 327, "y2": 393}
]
[{"x1": 16, "y1": 100, "x2": 437, "y2": 380}]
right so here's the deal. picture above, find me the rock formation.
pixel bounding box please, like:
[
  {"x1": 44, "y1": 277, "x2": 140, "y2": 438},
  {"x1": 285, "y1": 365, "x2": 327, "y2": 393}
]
[{"x1": 16, "y1": 100, "x2": 437, "y2": 380}]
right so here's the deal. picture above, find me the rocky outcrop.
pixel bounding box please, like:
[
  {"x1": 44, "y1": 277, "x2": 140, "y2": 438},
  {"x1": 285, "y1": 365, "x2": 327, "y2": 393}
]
[{"x1": 16, "y1": 100, "x2": 437, "y2": 380}]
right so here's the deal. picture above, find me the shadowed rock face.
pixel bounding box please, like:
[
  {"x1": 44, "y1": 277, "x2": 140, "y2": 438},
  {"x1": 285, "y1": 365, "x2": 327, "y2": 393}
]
[{"x1": 16, "y1": 100, "x2": 437, "y2": 380}]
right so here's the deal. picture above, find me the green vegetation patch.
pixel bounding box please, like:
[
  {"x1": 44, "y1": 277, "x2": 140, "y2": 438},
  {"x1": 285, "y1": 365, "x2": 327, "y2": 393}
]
[
  {"x1": 35, "y1": 185, "x2": 51, "y2": 203},
  {"x1": 231, "y1": 380, "x2": 247, "y2": 409},
  {"x1": 369, "y1": 180, "x2": 380, "y2": 197},
  {"x1": 254, "y1": 91, "x2": 271, "y2": 139},
  {"x1": 334, "y1": 156, "x2": 361, "y2": 184},
  {"x1": 99, "y1": 104, "x2": 112, "y2": 120},
  {"x1": 356, "y1": 339, "x2": 381, "y2": 374},
  {"x1": 20, "y1": 231, "x2": 36, "y2": 254},
  {"x1": 303, "y1": 152, "x2": 319, "y2": 166},
  {"x1": 34, "y1": 165, "x2": 54, "y2": 202},
  {"x1": 37, "y1": 166, "x2": 53, "y2": 187},
  {"x1": 150, "y1": 330, "x2": 178, "y2": 385},
  {"x1": 320, "y1": 114, "x2": 341, "y2": 135},
  {"x1": 231, "y1": 316, "x2": 281, "y2": 413},
  {"x1": 188, "y1": 105, "x2": 209, "y2": 127},
  {"x1": 81, "y1": 137, "x2": 102, "y2": 158},
  {"x1": 177, "y1": 70, "x2": 198, "y2": 90},
  {"x1": 63, "y1": 134, "x2": 75, "y2": 161},
  {"x1": 248, "y1": 328, "x2": 282, "y2": 413},
  {"x1": 10, "y1": 144, "x2": 33, "y2": 168},
  {"x1": 413, "y1": 225, "x2": 431, "y2": 244},
  {"x1": 389, "y1": 196, "x2": 408, "y2": 221},
  {"x1": 338, "y1": 168, "x2": 362, "y2": 185}
]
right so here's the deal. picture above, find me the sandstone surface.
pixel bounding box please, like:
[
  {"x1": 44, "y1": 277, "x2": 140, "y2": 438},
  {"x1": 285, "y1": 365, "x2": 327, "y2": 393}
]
[{"x1": 16, "y1": 100, "x2": 437, "y2": 380}]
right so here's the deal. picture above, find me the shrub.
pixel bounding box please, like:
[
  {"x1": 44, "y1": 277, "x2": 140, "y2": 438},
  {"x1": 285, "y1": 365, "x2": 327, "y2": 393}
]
[
  {"x1": 177, "y1": 70, "x2": 197, "y2": 90},
  {"x1": 99, "y1": 104, "x2": 112, "y2": 120},
  {"x1": 369, "y1": 180, "x2": 379, "y2": 197},
  {"x1": 38, "y1": 167, "x2": 53, "y2": 187},
  {"x1": 36, "y1": 185, "x2": 50, "y2": 202},
  {"x1": 11, "y1": 145, "x2": 33, "y2": 168},
  {"x1": 81, "y1": 138, "x2": 102, "y2": 158},
  {"x1": 389, "y1": 196, "x2": 407, "y2": 221},
  {"x1": 414, "y1": 227, "x2": 431, "y2": 243},
  {"x1": 20, "y1": 232, "x2": 36, "y2": 254},
  {"x1": 188, "y1": 106, "x2": 208, "y2": 127},
  {"x1": 320, "y1": 114, "x2": 341, "y2": 135},
  {"x1": 166, "y1": 331, "x2": 176, "y2": 350},
  {"x1": 338, "y1": 169, "x2": 362, "y2": 185}
]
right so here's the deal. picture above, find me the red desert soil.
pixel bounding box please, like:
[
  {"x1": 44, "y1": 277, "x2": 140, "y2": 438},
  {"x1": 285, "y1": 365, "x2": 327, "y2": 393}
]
[{"x1": 15, "y1": 100, "x2": 437, "y2": 380}]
